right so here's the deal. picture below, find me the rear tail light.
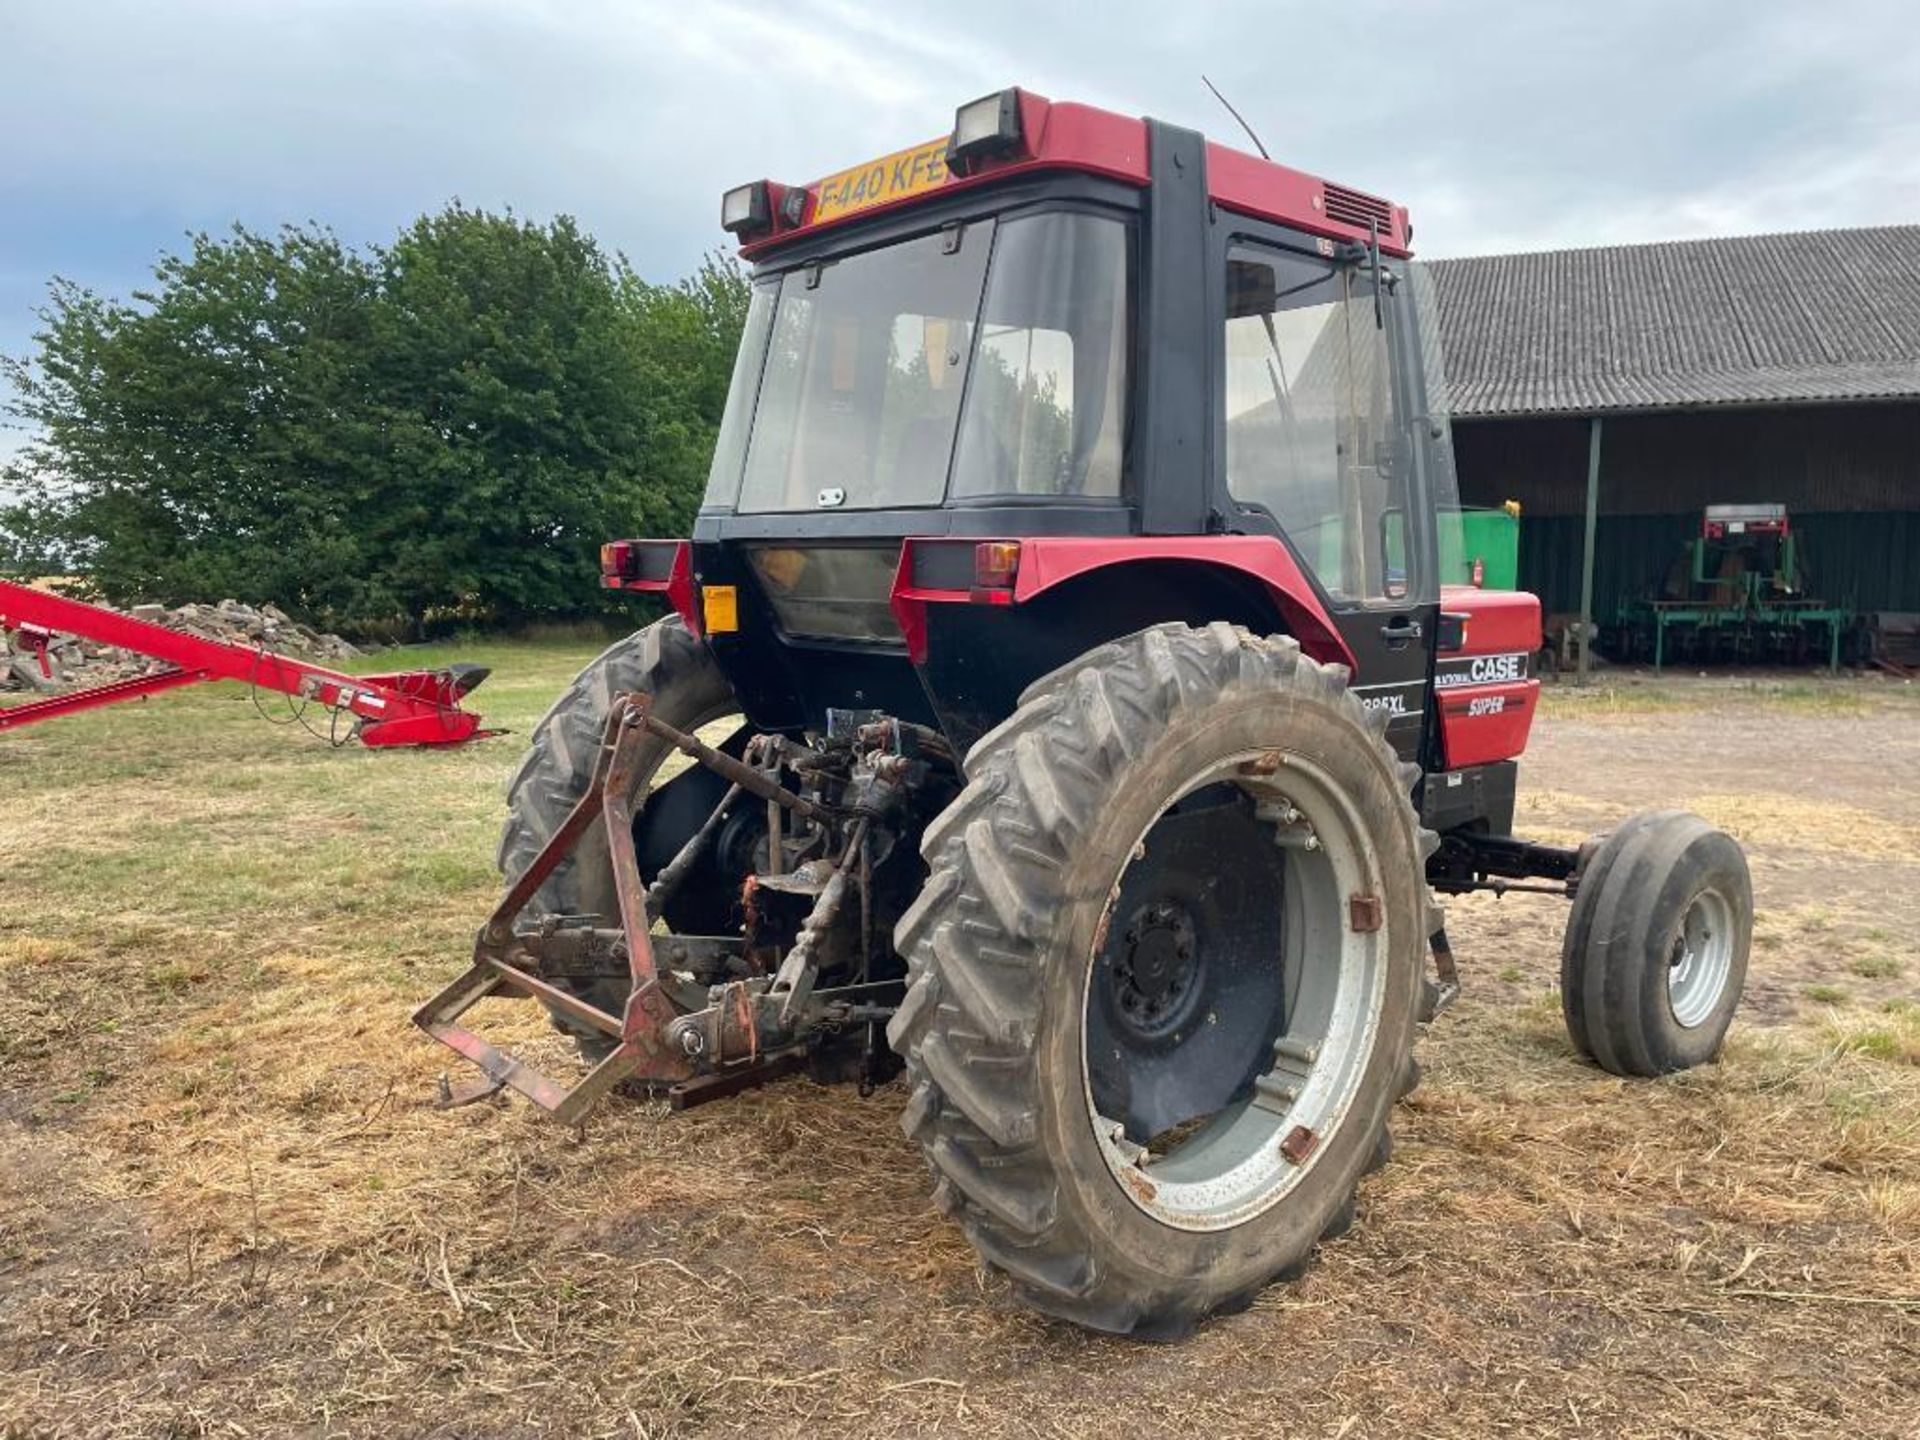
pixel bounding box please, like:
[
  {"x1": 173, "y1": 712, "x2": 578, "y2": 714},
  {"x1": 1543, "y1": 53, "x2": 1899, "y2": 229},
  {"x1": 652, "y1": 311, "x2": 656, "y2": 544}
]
[
  {"x1": 602, "y1": 540, "x2": 699, "y2": 634},
  {"x1": 974, "y1": 540, "x2": 1021, "y2": 590},
  {"x1": 600, "y1": 541, "x2": 635, "y2": 582},
  {"x1": 947, "y1": 88, "x2": 1025, "y2": 176}
]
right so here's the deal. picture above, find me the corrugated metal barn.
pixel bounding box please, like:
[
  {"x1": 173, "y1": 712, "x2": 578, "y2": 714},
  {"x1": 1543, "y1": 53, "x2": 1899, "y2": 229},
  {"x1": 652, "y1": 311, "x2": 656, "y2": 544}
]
[{"x1": 1429, "y1": 226, "x2": 1920, "y2": 638}]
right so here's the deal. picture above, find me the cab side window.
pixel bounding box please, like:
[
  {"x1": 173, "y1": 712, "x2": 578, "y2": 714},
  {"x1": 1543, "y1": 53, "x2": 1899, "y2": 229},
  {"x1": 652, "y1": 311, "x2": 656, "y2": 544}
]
[{"x1": 1223, "y1": 245, "x2": 1407, "y2": 603}]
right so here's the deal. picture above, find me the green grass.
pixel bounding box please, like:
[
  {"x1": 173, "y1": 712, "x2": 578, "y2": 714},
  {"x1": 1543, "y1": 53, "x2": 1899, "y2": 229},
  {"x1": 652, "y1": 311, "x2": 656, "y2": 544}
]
[
  {"x1": 1538, "y1": 684, "x2": 1690, "y2": 720},
  {"x1": 1848, "y1": 954, "x2": 1907, "y2": 980},
  {"x1": 1801, "y1": 983, "x2": 1851, "y2": 1006},
  {"x1": 1820, "y1": 1003, "x2": 1920, "y2": 1065},
  {"x1": 0, "y1": 638, "x2": 602, "y2": 988},
  {"x1": 1847, "y1": 1032, "x2": 1910, "y2": 1063},
  {"x1": 1761, "y1": 682, "x2": 1871, "y2": 715}
]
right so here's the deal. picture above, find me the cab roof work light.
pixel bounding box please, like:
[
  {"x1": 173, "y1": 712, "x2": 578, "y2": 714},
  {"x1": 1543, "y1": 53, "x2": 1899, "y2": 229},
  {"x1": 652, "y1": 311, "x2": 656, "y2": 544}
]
[
  {"x1": 721, "y1": 180, "x2": 774, "y2": 238},
  {"x1": 947, "y1": 88, "x2": 1024, "y2": 176}
]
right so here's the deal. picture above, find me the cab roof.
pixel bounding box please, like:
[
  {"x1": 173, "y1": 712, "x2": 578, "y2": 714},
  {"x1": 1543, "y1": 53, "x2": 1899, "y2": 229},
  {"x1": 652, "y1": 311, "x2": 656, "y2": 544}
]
[{"x1": 734, "y1": 89, "x2": 1412, "y2": 261}]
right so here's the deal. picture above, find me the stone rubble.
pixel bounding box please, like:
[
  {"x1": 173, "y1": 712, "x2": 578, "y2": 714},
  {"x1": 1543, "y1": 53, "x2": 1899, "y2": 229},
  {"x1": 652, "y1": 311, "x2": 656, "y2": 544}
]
[{"x1": 0, "y1": 598, "x2": 362, "y2": 693}]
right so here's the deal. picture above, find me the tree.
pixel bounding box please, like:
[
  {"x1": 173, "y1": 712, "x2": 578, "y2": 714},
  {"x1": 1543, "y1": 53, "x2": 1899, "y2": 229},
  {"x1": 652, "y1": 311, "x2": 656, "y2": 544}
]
[
  {"x1": 625, "y1": 254, "x2": 753, "y2": 525},
  {"x1": 1, "y1": 206, "x2": 752, "y2": 630},
  {"x1": 2, "y1": 226, "x2": 381, "y2": 610},
  {"x1": 0, "y1": 500, "x2": 48, "y2": 576},
  {"x1": 362, "y1": 206, "x2": 660, "y2": 623}
]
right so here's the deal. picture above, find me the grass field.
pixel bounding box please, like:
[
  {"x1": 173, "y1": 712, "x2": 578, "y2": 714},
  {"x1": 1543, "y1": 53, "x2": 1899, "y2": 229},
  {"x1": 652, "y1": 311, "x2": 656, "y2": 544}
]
[{"x1": 3, "y1": 644, "x2": 1917, "y2": 1437}]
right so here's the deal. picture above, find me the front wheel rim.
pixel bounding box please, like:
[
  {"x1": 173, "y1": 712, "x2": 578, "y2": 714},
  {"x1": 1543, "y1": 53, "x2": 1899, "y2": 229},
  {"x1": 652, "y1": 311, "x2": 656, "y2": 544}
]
[
  {"x1": 1080, "y1": 748, "x2": 1393, "y2": 1233},
  {"x1": 1667, "y1": 887, "x2": 1735, "y2": 1028}
]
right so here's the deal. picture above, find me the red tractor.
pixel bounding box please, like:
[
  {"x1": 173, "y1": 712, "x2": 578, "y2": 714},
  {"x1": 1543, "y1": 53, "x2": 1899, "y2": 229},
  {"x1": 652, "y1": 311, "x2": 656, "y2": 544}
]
[{"x1": 418, "y1": 89, "x2": 1753, "y2": 1337}]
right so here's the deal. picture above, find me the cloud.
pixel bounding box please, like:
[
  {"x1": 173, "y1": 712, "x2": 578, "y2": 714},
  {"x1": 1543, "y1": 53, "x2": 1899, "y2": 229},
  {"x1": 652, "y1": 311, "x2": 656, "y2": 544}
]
[{"x1": 2, "y1": 0, "x2": 1915, "y2": 370}]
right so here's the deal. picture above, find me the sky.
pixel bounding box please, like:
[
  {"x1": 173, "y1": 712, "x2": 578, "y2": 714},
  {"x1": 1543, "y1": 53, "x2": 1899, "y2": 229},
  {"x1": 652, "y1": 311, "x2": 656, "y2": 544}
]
[{"x1": 4, "y1": 0, "x2": 1919, "y2": 465}]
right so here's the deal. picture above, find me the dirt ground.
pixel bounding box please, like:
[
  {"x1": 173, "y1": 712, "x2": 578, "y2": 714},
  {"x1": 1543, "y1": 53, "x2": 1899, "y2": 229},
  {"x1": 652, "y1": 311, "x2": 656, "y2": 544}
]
[{"x1": 2, "y1": 651, "x2": 1916, "y2": 1439}]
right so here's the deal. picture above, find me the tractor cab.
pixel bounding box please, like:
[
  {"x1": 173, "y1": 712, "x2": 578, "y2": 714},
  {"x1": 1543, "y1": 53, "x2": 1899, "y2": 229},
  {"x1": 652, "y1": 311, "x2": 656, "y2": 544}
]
[{"x1": 605, "y1": 88, "x2": 1534, "y2": 803}]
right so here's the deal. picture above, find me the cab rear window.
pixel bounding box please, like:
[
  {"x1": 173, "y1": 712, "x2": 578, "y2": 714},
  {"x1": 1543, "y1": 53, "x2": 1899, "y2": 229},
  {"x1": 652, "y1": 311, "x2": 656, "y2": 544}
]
[{"x1": 703, "y1": 211, "x2": 1132, "y2": 515}]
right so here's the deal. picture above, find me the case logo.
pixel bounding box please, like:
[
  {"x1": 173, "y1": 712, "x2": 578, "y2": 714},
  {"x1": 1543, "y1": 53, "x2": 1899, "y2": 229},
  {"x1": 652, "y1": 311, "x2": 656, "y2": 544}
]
[{"x1": 1435, "y1": 652, "x2": 1529, "y2": 688}]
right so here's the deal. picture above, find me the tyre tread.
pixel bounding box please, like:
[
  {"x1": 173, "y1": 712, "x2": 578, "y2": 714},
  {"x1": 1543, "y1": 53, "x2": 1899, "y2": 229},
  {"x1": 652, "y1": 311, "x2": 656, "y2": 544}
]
[{"x1": 892, "y1": 623, "x2": 1431, "y2": 1335}]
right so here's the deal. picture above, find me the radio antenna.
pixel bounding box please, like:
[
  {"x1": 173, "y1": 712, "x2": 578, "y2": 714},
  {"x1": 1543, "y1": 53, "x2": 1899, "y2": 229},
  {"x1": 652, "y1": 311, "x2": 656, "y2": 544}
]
[{"x1": 1202, "y1": 75, "x2": 1270, "y2": 160}]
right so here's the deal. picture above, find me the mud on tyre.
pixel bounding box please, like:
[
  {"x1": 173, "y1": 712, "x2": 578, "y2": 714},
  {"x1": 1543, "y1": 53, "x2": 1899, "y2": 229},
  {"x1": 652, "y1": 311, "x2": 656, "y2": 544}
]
[{"x1": 888, "y1": 622, "x2": 1433, "y2": 1337}]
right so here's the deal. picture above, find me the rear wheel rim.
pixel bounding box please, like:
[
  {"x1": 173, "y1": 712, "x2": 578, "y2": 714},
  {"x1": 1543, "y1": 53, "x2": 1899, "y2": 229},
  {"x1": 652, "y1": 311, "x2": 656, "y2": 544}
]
[
  {"x1": 1081, "y1": 749, "x2": 1390, "y2": 1233},
  {"x1": 1667, "y1": 887, "x2": 1735, "y2": 1028}
]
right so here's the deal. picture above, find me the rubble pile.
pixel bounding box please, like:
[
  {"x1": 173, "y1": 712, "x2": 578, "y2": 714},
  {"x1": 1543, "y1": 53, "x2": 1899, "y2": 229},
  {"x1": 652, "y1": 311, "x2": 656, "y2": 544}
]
[{"x1": 1, "y1": 598, "x2": 362, "y2": 694}]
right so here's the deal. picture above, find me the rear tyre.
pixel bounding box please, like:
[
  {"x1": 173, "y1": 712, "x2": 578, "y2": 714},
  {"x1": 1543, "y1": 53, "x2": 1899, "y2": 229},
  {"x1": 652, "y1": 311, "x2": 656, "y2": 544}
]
[
  {"x1": 888, "y1": 623, "x2": 1432, "y2": 1336},
  {"x1": 498, "y1": 616, "x2": 739, "y2": 1057},
  {"x1": 1560, "y1": 811, "x2": 1751, "y2": 1076}
]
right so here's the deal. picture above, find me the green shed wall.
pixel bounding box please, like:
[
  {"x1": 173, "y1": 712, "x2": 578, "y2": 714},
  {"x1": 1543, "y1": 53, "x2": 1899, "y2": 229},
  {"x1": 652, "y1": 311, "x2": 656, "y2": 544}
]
[
  {"x1": 1506, "y1": 511, "x2": 1920, "y2": 620},
  {"x1": 1451, "y1": 403, "x2": 1920, "y2": 619}
]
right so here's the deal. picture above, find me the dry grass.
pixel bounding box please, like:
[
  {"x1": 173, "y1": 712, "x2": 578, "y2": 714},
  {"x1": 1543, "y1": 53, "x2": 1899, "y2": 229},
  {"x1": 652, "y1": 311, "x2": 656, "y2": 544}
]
[
  {"x1": 1536, "y1": 674, "x2": 1899, "y2": 725},
  {"x1": 1685, "y1": 795, "x2": 1920, "y2": 859},
  {"x1": 4, "y1": 650, "x2": 1919, "y2": 1437}
]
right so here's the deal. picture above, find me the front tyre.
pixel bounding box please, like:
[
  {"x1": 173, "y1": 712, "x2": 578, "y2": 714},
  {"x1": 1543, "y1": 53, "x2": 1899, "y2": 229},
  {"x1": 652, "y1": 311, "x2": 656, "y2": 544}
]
[{"x1": 888, "y1": 623, "x2": 1431, "y2": 1337}]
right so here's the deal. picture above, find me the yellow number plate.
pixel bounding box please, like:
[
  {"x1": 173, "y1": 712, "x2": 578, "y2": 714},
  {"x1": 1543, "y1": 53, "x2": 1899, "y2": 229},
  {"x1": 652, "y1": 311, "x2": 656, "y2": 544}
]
[
  {"x1": 812, "y1": 137, "x2": 952, "y2": 223},
  {"x1": 702, "y1": 585, "x2": 738, "y2": 634}
]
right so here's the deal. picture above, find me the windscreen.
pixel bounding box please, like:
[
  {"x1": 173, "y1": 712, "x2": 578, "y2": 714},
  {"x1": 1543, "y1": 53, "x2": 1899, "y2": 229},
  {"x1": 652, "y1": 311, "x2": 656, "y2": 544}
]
[
  {"x1": 735, "y1": 226, "x2": 991, "y2": 513},
  {"x1": 704, "y1": 211, "x2": 1130, "y2": 514},
  {"x1": 951, "y1": 212, "x2": 1128, "y2": 499}
]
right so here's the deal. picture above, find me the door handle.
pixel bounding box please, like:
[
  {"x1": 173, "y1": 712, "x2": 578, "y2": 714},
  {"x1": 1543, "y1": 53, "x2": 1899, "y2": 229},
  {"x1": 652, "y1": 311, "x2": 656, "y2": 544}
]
[{"x1": 1380, "y1": 615, "x2": 1423, "y2": 648}]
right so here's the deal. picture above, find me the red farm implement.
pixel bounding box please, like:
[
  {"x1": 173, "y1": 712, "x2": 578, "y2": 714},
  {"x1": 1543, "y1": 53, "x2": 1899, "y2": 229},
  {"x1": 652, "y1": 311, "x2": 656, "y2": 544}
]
[{"x1": 0, "y1": 579, "x2": 494, "y2": 748}]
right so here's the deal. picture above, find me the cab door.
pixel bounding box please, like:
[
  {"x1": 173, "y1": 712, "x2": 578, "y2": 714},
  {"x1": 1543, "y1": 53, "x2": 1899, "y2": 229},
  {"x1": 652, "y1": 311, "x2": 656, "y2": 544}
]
[{"x1": 1216, "y1": 236, "x2": 1436, "y2": 760}]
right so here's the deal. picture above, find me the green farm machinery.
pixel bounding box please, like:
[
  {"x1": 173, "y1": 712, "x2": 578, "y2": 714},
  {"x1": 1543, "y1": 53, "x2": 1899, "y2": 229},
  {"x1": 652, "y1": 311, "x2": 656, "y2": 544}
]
[{"x1": 1614, "y1": 504, "x2": 1852, "y2": 672}]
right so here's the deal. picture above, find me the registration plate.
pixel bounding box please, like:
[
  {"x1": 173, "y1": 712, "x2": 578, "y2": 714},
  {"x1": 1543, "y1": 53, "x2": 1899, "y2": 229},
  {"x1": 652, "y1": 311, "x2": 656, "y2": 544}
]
[{"x1": 812, "y1": 137, "x2": 953, "y2": 223}]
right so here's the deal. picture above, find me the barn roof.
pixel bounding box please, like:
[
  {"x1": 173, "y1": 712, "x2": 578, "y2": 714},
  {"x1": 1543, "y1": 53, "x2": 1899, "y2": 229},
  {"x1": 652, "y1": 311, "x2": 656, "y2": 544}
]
[{"x1": 1427, "y1": 225, "x2": 1920, "y2": 419}]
